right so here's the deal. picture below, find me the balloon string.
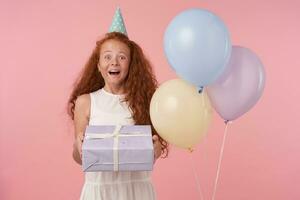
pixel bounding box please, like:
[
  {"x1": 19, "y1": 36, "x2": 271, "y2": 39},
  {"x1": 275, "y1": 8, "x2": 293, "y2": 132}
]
[
  {"x1": 189, "y1": 152, "x2": 205, "y2": 200},
  {"x1": 211, "y1": 120, "x2": 231, "y2": 200},
  {"x1": 201, "y1": 91, "x2": 205, "y2": 106}
]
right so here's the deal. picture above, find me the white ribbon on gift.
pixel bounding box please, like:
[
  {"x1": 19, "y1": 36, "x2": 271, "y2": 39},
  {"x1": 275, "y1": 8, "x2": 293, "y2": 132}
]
[{"x1": 85, "y1": 125, "x2": 150, "y2": 171}]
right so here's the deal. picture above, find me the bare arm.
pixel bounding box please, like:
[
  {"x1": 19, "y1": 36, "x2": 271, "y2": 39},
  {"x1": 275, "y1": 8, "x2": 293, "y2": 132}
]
[{"x1": 72, "y1": 94, "x2": 90, "y2": 165}]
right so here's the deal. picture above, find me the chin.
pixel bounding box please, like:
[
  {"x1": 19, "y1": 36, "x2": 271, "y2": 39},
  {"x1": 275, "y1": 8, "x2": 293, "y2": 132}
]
[{"x1": 108, "y1": 80, "x2": 124, "y2": 86}]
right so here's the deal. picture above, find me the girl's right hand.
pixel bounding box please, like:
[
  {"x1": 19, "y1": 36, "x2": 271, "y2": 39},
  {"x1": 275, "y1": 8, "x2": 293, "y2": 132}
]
[{"x1": 73, "y1": 135, "x2": 84, "y2": 160}]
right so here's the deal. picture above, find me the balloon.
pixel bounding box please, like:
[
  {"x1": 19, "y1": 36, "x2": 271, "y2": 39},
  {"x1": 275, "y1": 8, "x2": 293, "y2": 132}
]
[
  {"x1": 150, "y1": 79, "x2": 213, "y2": 150},
  {"x1": 207, "y1": 46, "x2": 265, "y2": 121},
  {"x1": 164, "y1": 8, "x2": 232, "y2": 88}
]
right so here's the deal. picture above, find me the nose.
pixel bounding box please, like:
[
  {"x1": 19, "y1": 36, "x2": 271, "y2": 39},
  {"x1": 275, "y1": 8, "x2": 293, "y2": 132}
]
[{"x1": 110, "y1": 56, "x2": 119, "y2": 66}]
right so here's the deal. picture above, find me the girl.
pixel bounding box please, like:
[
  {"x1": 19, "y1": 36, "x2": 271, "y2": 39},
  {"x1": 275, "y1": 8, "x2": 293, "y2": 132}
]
[{"x1": 67, "y1": 31, "x2": 168, "y2": 200}]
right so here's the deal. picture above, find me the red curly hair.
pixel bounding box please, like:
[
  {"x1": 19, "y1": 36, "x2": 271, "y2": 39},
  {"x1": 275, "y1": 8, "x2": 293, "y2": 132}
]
[{"x1": 67, "y1": 32, "x2": 168, "y2": 157}]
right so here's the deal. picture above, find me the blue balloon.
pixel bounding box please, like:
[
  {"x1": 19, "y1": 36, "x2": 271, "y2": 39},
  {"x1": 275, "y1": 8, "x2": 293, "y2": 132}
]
[{"x1": 164, "y1": 8, "x2": 232, "y2": 87}]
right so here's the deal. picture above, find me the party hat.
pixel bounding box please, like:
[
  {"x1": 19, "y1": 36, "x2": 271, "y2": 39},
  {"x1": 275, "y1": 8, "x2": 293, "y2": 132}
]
[{"x1": 109, "y1": 7, "x2": 128, "y2": 36}]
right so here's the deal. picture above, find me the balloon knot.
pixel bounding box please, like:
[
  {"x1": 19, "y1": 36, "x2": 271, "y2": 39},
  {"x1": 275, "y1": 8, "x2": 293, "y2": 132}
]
[
  {"x1": 224, "y1": 120, "x2": 231, "y2": 124},
  {"x1": 198, "y1": 86, "x2": 204, "y2": 93}
]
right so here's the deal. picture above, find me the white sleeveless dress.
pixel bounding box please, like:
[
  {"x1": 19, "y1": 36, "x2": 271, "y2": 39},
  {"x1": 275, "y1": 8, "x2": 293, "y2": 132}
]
[{"x1": 80, "y1": 88, "x2": 156, "y2": 200}]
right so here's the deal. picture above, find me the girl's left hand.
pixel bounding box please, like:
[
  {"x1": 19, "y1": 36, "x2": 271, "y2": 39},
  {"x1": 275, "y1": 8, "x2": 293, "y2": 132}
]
[{"x1": 152, "y1": 135, "x2": 162, "y2": 163}]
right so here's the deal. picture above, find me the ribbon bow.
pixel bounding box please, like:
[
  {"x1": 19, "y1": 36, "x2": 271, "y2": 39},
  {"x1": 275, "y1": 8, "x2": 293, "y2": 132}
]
[{"x1": 85, "y1": 125, "x2": 149, "y2": 171}]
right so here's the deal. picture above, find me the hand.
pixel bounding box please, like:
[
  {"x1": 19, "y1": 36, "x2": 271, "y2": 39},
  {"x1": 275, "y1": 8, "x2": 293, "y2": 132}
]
[
  {"x1": 73, "y1": 135, "x2": 84, "y2": 159},
  {"x1": 152, "y1": 135, "x2": 162, "y2": 163}
]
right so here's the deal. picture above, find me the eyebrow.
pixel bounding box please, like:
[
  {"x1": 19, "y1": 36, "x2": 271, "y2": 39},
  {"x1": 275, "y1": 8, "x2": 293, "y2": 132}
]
[{"x1": 102, "y1": 50, "x2": 128, "y2": 55}]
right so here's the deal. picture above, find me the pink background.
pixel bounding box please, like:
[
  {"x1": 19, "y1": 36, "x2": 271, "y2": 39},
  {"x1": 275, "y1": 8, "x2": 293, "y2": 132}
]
[{"x1": 1, "y1": 0, "x2": 299, "y2": 199}]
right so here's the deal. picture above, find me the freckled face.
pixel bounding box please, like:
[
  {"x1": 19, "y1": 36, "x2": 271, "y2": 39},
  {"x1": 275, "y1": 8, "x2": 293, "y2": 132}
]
[{"x1": 98, "y1": 39, "x2": 131, "y2": 88}]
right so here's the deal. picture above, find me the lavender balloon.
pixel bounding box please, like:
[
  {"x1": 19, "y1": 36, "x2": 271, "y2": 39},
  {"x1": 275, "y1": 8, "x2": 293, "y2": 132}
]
[{"x1": 207, "y1": 46, "x2": 265, "y2": 121}]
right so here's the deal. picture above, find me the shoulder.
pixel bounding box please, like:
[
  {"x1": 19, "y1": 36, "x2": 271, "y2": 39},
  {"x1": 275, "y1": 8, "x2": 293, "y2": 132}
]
[
  {"x1": 75, "y1": 94, "x2": 90, "y2": 106},
  {"x1": 74, "y1": 94, "x2": 91, "y2": 117}
]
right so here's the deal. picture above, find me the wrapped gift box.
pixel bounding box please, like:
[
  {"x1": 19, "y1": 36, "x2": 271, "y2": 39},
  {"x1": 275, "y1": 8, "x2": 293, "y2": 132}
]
[{"x1": 82, "y1": 125, "x2": 154, "y2": 172}]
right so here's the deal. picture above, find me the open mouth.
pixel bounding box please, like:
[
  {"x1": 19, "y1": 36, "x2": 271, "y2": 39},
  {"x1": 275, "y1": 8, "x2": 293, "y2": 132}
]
[{"x1": 108, "y1": 70, "x2": 120, "y2": 76}]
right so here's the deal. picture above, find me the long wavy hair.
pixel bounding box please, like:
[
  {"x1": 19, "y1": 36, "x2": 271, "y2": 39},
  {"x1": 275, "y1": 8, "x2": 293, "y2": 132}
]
[{"x1": 67, "y1": 32, "x2": 168, "y2": 157}]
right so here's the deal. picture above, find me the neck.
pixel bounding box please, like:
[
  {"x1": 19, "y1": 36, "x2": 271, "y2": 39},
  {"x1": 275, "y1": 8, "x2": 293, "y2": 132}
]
[{"x1": 103, "y1": 84, "x2": 125, "y2": 95}]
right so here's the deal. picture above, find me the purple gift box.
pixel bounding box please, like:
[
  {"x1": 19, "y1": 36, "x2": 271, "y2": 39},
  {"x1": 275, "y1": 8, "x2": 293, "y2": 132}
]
[{"x1": 82, "y1": 125, "x2": 154, "y2": 172}]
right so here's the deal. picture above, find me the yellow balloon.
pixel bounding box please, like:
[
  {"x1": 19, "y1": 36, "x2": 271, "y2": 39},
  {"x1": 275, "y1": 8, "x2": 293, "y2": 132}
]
[{"x1": 150, "y1": 79, "x2": 213, "y2": 149}]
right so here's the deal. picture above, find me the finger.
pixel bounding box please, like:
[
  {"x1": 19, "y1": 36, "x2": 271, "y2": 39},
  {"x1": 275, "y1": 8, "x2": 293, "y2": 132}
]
[
  {"x1": 152, "y1": 135, "x2": 158, "y2": 141},
  {"x1": 77, "y1": 136, "x2": 83, "y2": 143},
  {"x1": 79, "y1": 146, "x2": 83, "y2": 158}
]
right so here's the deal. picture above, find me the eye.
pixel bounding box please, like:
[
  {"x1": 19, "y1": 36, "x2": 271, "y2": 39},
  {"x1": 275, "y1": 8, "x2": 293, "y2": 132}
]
[
  {"x1": 119, "y1": 55, "x2": 127, "y2": 60},
  {"x1": 104, "y1": 54, "x2": 111, "y2": 60}
]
